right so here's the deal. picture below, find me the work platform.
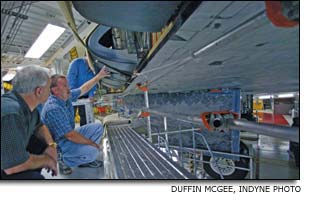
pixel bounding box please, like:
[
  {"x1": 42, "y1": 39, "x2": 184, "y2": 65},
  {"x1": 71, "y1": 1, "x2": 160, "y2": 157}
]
[{"x1": 106, "y1": 124, "x2": 195, "y2": 179}]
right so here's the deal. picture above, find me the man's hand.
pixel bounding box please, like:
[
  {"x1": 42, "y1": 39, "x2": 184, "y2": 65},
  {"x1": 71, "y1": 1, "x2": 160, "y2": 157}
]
[
  {"x1": 3, "y1": 154, "x2": 58, "y2": 176},
  {"x1": 45, "y1": 156, "x2": 58, "y2": 176},
  {"x1": 91, "y1": 142, "x2": 101, "y2": 150},
  {"x1": 44, "y1": 146, "x2": 58, "y2": 176},
  {"x1": 97, "y1": 66, "x2": 110, "y2": 80},
  {"x1": 80, "y1": 66, "x2": 111, "y2": 97}
]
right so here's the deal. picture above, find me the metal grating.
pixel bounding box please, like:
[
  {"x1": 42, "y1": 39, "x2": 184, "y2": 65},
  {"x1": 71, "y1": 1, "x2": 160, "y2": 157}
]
[{"x1": 107, "y1": 125, "x2": 195, "y2": 179}]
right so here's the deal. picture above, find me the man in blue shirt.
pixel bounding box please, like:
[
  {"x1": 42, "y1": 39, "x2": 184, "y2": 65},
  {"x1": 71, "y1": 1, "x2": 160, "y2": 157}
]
[
  {"x1": 67, "y1": 57, "x2": 96, "y2": 126},
  {"x1": 41, "y1": 68, "x2": 109, "y2": 169}
]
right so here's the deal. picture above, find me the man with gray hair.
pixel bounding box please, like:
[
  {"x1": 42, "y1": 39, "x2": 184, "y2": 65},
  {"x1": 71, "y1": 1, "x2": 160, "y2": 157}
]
[{"x1": 1, "y1": 65, "x2": 58, "y2": 179}]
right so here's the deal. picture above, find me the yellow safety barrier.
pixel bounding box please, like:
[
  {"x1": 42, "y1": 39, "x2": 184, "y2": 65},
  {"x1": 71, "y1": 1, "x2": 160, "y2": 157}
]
[
  {"x1": 69, "y1": 46, "x2": 79, "y2": 61},
  {"x1": 74, "y1": 107, "x2": 80, "y2": 123},
  {"x1": 3, "y1": 82, "x2": 13, "y2": 90},
  {"x1": 253, "y1": 99, "x2": 264, "y2": 110}
]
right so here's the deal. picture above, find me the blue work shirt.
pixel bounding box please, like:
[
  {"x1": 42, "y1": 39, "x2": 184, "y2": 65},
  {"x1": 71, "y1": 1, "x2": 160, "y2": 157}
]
[
  {"x1": 67, "y1": 58, "x2": 96, "y2": 98},
  {"x1": 41, "y1": 89, "x2": 81, "y2": 144}
]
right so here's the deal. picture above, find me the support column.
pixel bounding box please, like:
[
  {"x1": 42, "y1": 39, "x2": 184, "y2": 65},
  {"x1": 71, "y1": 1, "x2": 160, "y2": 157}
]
[
  {"x1": 144, "y1": 88, "x2": 152, "y2": 142},
  {"x1": 271, "y1": 95, "x2": 275, "y2": 123},
  {"x1": 163, "y1": 116, "x2": 168, "y2": 145},
  {"x1": 137, "y1": 83, "x2": 152, "y2": 142}
]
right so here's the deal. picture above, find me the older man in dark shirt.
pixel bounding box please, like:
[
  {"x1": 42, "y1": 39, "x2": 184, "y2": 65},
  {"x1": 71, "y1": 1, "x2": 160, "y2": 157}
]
[{"x1": 1, "y1": 65, "x2": 57, "y2": 179}]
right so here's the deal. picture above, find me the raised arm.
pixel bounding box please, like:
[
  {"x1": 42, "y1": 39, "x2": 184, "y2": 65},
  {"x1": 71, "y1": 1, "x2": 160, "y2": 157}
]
[{"x1": 79, "y1": 67, "x2": 110, "y2": 97}]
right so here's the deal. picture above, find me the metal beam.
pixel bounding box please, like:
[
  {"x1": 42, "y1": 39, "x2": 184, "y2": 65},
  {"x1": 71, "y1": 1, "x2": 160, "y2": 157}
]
[
  {"x1": 1, "y1": 8, "x2": 28, "y2": 20},
  {"x1": 58, "y1": 22, "x2": 97, "y2": 58},
  {"x1": 229, "y1": 119, "x2": 299, "y2": 143},
  {"x1": 151, "y1": 128, "x2": 201, "y2": 136}
]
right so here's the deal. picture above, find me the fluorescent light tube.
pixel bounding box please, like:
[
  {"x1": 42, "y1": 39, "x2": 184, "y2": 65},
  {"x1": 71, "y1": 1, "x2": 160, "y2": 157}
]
[
  {"x1": 259, "y1": 95, "x2": 272, "y2": 99},
  {"x1": 2, "y1": 71, "x2": 17, "y2": 81},
  {"x1": 25, "y1": 24, "x2": 65, "y2": 59},
  {"x1": 278, "y1": 93, "x2": 294, "y2": 98}
]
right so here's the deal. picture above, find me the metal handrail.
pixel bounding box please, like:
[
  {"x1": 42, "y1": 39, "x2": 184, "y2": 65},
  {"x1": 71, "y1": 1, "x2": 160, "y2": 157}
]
[
  {"x1": 164, "y1": 144, "x2": 252, "y2": 160},
  {"x1": 157, "y1": 143, "x2": 253, "y2": 178},
  {"x1": 151, "y1": 128, "x2": 201, "y2": 136},
  {"x1": 121, "y1": 102, "x2": 254, "y2": 179},
  {"x1": 193, "y1": 131, "x2": 224, "y2": 179},
  {"x1": 157, "y1": 134, "x2": 172, "y2": 158},
  {"x1": 104, "y1": 123, "x2": 118, "y2": 179},
  {"x1": 145, "y1": 113, "x2": 253, "y2": 179}
]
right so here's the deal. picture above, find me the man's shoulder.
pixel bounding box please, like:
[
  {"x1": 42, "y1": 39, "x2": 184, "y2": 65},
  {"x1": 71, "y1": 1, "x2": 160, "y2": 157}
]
[
  {"x1": 71, "y1": 57, "x2": 86, "y2": 66},
  {"x1": 41, "y1": 102, "x2": 65, "y2": 124},
  {"x1": 43, "y1": 102, "x2": 60, "y2": 111},
  {"x1": 1, "y1": 93, "x2": 21, "y2": 117},
  {"x1": 42, "y1": 97, "x2": 63, "y2": 112}
]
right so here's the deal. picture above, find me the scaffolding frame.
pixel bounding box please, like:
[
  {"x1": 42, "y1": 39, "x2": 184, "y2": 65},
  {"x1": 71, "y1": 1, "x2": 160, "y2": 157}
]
[
  {"x1": 126, "y1": 85, "x2": 254, "y2": 179},
  {"x1": 152, "y1": 115, "x2": 254, "y2": 179}
]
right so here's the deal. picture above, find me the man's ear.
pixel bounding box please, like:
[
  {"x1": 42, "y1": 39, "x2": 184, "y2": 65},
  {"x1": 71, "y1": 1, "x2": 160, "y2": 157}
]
[
  {"x1": 50, "y1": 87, "x2": 57, "y2": 95},
  {"x1": 35, "y1": 87, "x2": 42, "y2": 96}
]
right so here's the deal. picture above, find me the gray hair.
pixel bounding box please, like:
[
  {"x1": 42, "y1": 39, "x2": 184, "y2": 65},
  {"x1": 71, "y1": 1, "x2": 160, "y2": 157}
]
[{"x1": 12, "y1": 65, "x2": 50, "y2": 94}]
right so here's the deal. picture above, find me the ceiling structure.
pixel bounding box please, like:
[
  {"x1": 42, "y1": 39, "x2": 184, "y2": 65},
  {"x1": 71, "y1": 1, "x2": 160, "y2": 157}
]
[{"x1": 1, "y1": 1, "x2": 89, "y2": 71}]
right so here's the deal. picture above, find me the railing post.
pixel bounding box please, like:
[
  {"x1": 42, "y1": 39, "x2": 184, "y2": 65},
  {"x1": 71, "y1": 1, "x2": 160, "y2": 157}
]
[
  {"x1": 249, "y1": 156, "x2": 254, "y2": 179},
  {"x1": 137, "y1": 83, "x2": 152, "y2": 142},
  {"x1": 163, "y1": 116, "x2": 169, "y2": 147},
  {"x1": 179, "y1": 124, "x2": 183, "y2": 168},
  {"x1": 195, "y1": 131, "x2": 224, "y2": 179},
  {"x1": 192, "y1": 125, "x2": 196, "y2": 176},
  {"x1": 144, "y1": 88, "x2": 152, "y2": 142}
]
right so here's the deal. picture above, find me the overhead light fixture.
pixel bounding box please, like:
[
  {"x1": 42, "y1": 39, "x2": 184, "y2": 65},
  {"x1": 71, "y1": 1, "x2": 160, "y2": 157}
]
[
  {"x1": 278, "y1": 93, "x2": 294, "y2": 98},
  {"x1": 258, "y1": 95, "x2": 272, "y2": 99},
  {"x1": 25, "y1": 24, "x2": 65, "y2": 59},
  {"x1": 2, "y1": 70, "x2": 17, "y2": 82}
]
